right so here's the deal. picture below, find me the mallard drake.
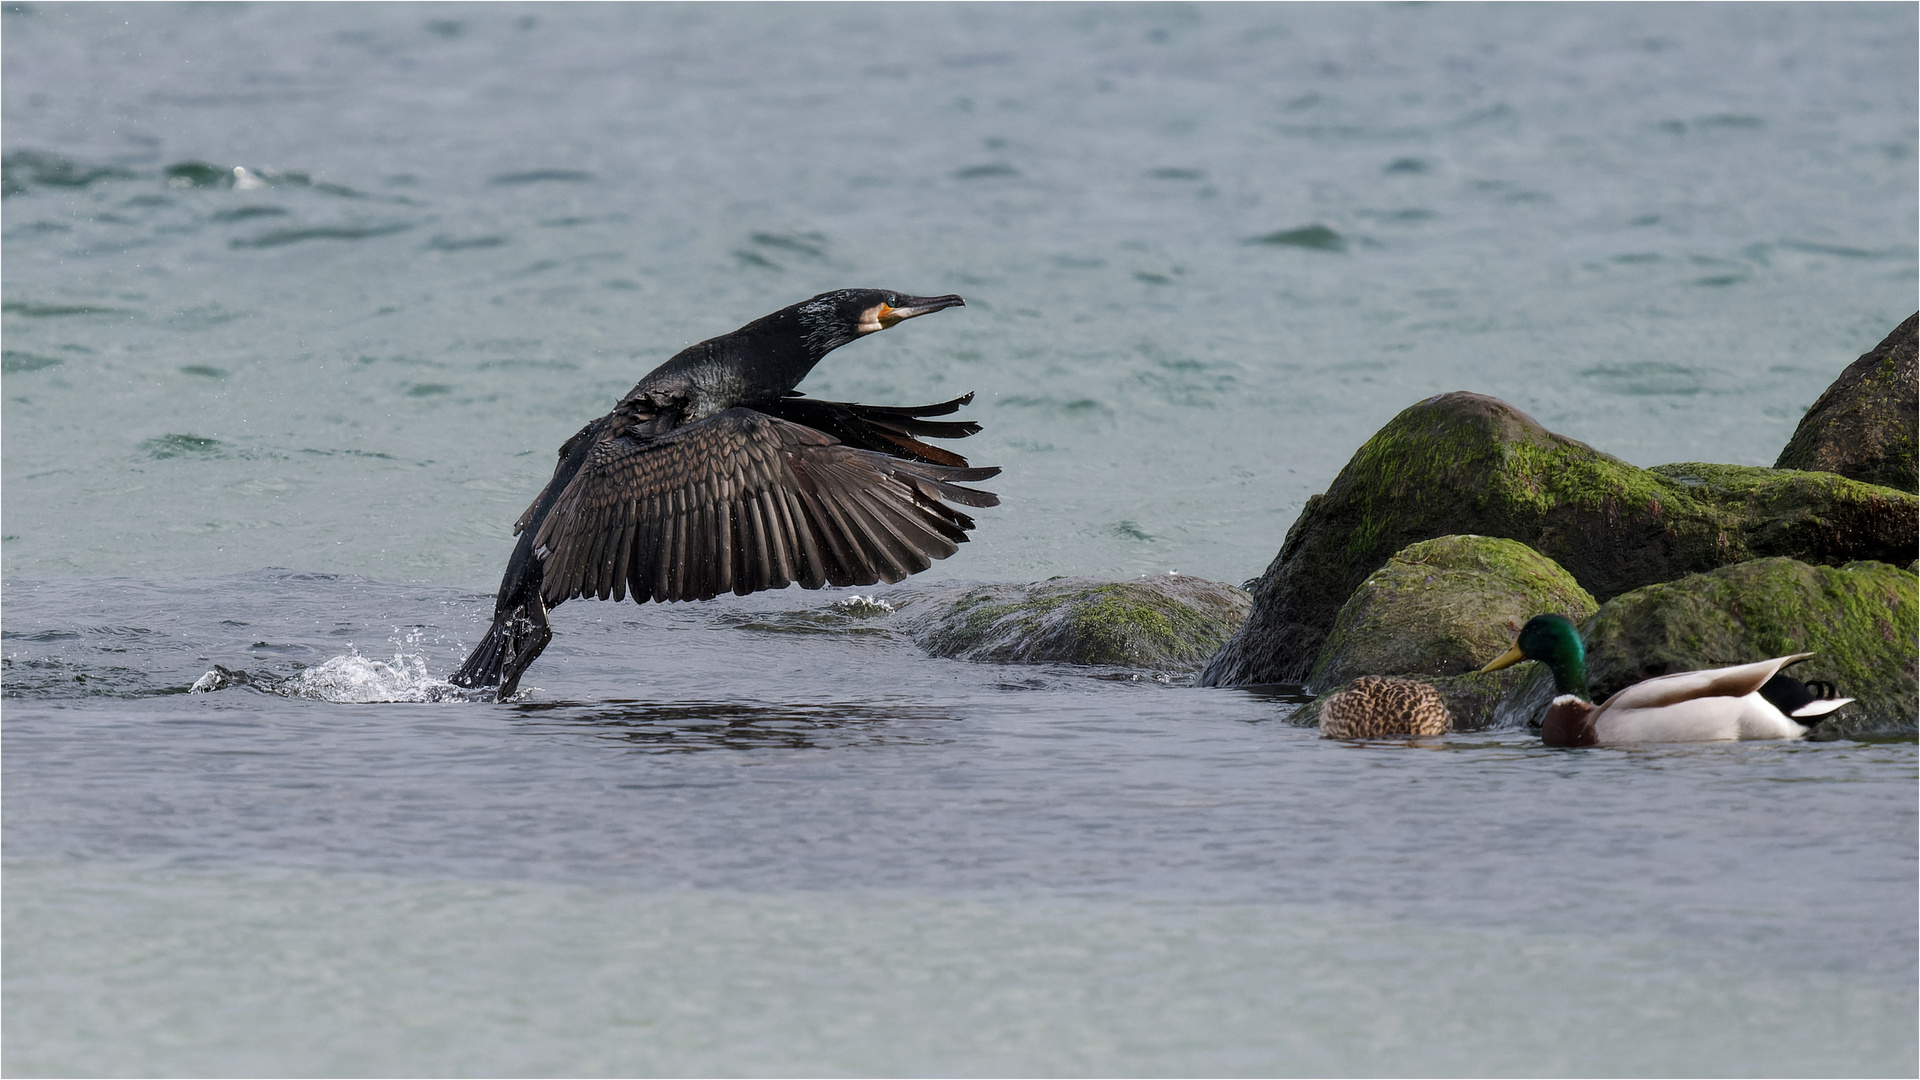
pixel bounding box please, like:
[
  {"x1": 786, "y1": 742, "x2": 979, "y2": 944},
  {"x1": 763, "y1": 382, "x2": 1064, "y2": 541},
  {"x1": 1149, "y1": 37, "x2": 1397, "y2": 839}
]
[
  {"x1": 1318, "y1": 676, "x2": 1452, "y2": 738},
  {"x1": 1479, "y1": 614, "x2": 1840, "y2": 747}
]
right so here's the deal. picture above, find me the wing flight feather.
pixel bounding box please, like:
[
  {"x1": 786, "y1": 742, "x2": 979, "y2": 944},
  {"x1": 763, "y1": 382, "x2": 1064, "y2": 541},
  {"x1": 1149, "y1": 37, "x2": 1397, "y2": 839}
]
[{"x1": 531, "y1": 408, "x2": 998, "y2": 605}]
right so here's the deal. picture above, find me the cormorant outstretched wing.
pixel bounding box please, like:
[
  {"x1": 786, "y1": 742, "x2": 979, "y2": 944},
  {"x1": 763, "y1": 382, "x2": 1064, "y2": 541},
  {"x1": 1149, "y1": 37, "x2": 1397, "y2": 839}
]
[{"x1": 530, "y1": 408, "x2": 999, "y2": 606}]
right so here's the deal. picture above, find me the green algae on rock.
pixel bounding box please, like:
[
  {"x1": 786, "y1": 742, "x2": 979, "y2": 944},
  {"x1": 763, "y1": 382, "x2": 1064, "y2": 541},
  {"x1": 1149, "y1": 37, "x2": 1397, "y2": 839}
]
[
  {"x1": 1646, "y1": 461, "x2": 1917, "y2": 566},
  {"x1": 1198, "y1": 392, "x2": 1918, "y2": 687},
  {"x1": 1774, "y1": 313, "x2": 1918, "y2": 494},
  {"x1": 904, "y1": 576, "x2": 1250, "y2": 670},
  {"x1": 1307, "y1": 535, "x2": 1597, "y2": 692},
  {"x1": 1492, "y1": 557, "x2": 1918, "y2": 739},
  {"x1": 1289, "y1": 534, "x2": 1595, "y2": 732}
]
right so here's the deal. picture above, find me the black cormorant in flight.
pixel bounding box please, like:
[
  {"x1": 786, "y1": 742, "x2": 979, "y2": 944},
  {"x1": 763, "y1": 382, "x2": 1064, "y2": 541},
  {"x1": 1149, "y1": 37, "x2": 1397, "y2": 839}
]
[{"x1": 451, "y1": 289, "x2": 997, "y2": 697}]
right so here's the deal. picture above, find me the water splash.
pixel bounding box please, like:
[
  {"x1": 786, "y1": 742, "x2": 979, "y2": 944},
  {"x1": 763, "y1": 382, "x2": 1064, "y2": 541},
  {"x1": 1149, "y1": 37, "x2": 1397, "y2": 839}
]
[
  {"x1": 188, "y1": 665, "x2": 255, "y2": 693},
  {"x1": 829, "y1": 595, "x2": 894, "y2": 617},
  {"x1": 190, "y1": 626, "x2": 480, "y2": 702},
  {"x1": 278, "y1": 650, "x2": 467, "y2": 703}
]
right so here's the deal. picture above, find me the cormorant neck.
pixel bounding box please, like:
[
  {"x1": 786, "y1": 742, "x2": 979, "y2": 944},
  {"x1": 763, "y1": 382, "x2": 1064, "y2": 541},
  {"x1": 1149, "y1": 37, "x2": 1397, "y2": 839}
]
[{"x1": 727, "y1": 306, "x2": 853, "y2": 395}]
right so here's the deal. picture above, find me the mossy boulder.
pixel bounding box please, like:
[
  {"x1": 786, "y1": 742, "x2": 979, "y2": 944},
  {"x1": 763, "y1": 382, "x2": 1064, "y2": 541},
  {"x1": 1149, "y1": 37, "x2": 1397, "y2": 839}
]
[
  {"x1": 903, "y1": 576, "x2": 1250, "y2": 670},
  {"x1": 1493, "y1": 557, "x2": 1917, "y2": 739},
  {"x1": 1775, "y1": 313, "x2": 1918, "y2": 494},
  {"x1": 1198, "y1": 392, "x2": 1917, "y2": 687},
  {"x1": 1307, "y1": 535, "x2": 1597, "y2": 691}
]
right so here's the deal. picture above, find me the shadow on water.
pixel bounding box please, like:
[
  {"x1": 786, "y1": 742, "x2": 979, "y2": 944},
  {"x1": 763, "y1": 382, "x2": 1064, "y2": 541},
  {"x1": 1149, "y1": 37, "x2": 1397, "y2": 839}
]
[
  {"x1": 507, "y1": 699, "x2": 964, "y2": 753},
  {"x1": 1227, "y1": 682, "x2": 1315, "y2": 703}
]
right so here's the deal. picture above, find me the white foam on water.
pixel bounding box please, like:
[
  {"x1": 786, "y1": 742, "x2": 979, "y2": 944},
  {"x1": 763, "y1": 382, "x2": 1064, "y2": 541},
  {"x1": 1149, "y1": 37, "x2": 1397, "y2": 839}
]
[
  {"x1": 188, "y1": 626, "x2": 479, "y2": 703},
  {"x1": 187, "y1": 669, "x2": 234, "y2": 694},
  {"x1": 278, "y1": 650, "x2": 468, "y2": 703},
  {"x1": 829, "y1": 595, "x2": 894, "y2": 616}
]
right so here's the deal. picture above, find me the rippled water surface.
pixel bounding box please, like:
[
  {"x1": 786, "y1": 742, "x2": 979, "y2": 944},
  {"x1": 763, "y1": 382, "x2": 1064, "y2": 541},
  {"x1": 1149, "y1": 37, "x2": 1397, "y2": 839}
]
[{"x1": 5, "y1": 4, "x2": 1916, "y2": 1076}]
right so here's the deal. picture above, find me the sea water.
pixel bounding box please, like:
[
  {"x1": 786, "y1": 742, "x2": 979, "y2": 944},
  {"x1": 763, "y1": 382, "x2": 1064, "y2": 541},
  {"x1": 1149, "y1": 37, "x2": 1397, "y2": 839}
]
[{"x1": 4, "y1": 4, "x2": 1915, "y2": 1075}]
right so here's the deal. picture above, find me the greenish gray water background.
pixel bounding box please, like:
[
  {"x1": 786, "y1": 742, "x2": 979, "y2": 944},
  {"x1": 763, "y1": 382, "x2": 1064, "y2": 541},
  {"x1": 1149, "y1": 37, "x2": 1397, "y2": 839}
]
[{"x1": 5, "y1": 3, "x2": 1915, "y2": 1075}]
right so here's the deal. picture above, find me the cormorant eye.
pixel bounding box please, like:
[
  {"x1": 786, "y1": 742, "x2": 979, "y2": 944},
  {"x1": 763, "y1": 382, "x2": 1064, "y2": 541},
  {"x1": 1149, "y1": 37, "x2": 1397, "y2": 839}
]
[{"x1": 886, "y1": 295, "x2": 898, "y2": 305}]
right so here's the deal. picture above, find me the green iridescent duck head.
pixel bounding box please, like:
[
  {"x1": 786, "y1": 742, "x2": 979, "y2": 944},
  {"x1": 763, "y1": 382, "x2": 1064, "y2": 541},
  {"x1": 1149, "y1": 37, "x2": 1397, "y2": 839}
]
[{"x1": 1480, "y1": 613, "x2": 1592, "y2": 701}]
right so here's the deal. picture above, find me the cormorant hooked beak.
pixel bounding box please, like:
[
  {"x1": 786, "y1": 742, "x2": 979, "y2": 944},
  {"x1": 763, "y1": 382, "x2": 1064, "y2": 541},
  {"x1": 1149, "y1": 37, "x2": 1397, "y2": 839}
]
[{"x1": 866, "y1": 294, "x2": 965, "y2": 333}]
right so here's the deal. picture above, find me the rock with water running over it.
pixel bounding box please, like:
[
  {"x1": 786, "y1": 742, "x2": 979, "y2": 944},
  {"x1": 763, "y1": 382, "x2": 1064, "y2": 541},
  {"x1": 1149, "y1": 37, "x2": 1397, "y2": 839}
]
[
  {"x1": 901, "y1": 575, "x2": 1250, "y2": 670},
  {"x1": 1198, "y1": 391, "x2": 1918, "y2": 687},
  {"x1": 1492, "y1": 557, "x2": 1918, "y2": 740},
  {"x1": 1288, "y1": 535, "x2": 1596, "y2": 731},
  {"x1": 1774, "y1": 312, "x2": 1918, "y2": 494}
]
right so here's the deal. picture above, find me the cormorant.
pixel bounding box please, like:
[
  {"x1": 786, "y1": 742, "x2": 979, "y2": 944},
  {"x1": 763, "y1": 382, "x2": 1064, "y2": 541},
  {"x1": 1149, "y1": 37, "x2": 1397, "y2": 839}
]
[{"x1": 451, "y1": 289, "x2": 997, "y2": 697}]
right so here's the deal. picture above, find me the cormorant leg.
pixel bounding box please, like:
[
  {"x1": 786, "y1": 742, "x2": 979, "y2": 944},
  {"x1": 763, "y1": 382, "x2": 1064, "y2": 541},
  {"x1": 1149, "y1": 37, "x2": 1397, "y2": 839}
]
[{"x1": 495, "y1": 600, "x2": 552, "y2": 699}]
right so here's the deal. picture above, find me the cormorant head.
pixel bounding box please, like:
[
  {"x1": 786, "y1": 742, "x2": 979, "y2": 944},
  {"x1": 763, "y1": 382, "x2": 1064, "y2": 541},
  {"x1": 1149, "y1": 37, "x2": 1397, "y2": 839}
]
[{"x1": 794, "y1": 289, "x2": 965, "y2": 356}]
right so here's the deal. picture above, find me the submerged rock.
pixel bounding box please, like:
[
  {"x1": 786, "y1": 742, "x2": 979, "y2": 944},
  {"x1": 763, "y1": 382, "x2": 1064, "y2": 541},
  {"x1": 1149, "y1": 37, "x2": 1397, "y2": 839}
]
[
  {"x1": 1306, "y1": 535, "x2": 1597, "y2": 692},
  {"x1": 1774, "y1": 313, "x2": 1918, "y2": 494},
  {"x1": 1199, "y1": 392, "x2": 1917, "y2": 687},
  {"x1": 1493, "y1": 557, "x2": 1918, "y2": 739},
  {"x1": 903, "y1": 575, "x2": 1250, "y2": 670}
]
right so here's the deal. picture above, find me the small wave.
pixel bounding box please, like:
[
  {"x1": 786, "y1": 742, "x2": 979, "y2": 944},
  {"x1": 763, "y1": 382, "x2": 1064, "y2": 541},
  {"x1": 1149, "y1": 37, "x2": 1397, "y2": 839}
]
[
  {"x1": 489, "y1": 169, "x2": 594, "y2": 185},
  {"x1": 166, "y1": 162, "x2": 373, "y2": 199},
  {"x1": 141, "y1": 433, "x2": 227, "y2": 458},
  {"x1": 748, "y1": 231, "x2": 828, "y2": 260},
  {"x1": 1249, "y1": 224, "x2": 1345, "y2": 252},
  {"x1": 952, "y1": 162, "x2": 1019, "y2": 180},
  {"x1": 209, "y1": 205, "x2": 290, "y2": 222},
  {"x1": 3, "y1": 351, "x2": 64, "y2": 373},
  {"x1": 1, "y1": 300, "x2": 132, "y2": 317},
  {"x1": 2, "y1": 150, "x2": 134, "y2": 196},
  {"x1": 426, "y1": 233, "x2": 508, "y2": 251},
  {"x1": 229, "y1": 221, "x2": 414, "y2": 249}
]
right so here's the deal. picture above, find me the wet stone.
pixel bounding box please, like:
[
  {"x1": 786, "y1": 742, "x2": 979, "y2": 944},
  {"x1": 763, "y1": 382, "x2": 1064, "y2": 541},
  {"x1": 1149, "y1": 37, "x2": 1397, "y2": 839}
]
[
  {"x1": 1774, "y1": 312, "x2": 1918, "y2": 494},
  {"x1": 900, "y1": 576, "x2": 1250, "y2": 671},
  {"x1": 1201, "y1": 391, "x2": 1918, "y2": 688}
]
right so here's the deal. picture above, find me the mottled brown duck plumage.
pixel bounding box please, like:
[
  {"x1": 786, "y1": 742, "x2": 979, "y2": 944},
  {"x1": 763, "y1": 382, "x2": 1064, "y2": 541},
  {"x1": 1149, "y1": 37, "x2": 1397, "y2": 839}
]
[{"x1": 1318, "y1": 676, "x2": 1453, "y2": 738}]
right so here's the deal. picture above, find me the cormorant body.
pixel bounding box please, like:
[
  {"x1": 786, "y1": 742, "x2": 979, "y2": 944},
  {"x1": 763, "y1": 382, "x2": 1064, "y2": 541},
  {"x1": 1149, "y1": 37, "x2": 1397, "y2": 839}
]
[{"x1": 451, "y1": 289, "x2": 996, "y2": 696}]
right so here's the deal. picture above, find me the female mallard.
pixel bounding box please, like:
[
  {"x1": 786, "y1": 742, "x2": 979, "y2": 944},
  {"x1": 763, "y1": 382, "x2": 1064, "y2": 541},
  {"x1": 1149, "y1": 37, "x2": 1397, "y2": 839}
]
[
  {"x1": 1318, "y1": 676, "x2": 1452, "y2": 739},
  {"x1": 1479, "y1": 614, "x2": 1847, "y2": 747}
]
